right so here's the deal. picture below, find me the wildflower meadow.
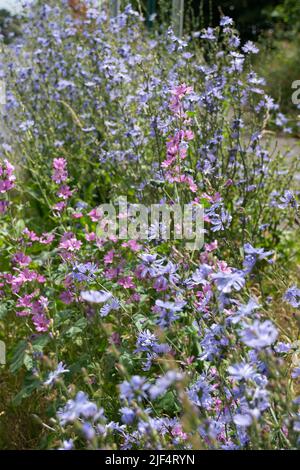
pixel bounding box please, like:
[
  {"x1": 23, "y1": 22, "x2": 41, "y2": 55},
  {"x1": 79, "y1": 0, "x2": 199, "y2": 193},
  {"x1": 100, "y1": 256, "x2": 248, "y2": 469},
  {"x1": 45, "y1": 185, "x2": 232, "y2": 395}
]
[{"x1": 0, "y1": 0, "x2": 300, "y2": 452}]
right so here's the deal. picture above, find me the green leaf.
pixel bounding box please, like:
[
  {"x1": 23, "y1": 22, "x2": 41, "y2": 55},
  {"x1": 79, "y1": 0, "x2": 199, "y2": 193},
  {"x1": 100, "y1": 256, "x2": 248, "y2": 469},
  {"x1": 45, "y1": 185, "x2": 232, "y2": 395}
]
[{"x1": 65, "y1": 317, "x2": 88, "y2": 338}]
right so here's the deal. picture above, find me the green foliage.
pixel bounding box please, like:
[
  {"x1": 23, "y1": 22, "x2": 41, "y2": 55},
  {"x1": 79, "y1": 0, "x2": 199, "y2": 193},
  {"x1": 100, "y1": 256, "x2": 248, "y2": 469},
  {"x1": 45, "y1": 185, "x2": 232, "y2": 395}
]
[{"x1": 271, "y1": 0, "x2": 300, "y2": 32}]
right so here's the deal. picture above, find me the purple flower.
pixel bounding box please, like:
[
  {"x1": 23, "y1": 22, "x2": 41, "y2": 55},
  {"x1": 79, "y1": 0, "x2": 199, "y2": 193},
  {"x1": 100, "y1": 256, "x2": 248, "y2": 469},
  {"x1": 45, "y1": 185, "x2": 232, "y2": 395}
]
[
  {"x1": 283, "y1": 286, "x2": 300, "y2": 308},
  {"x1": 72, "y1": 262, "x2": 98, "y2": 282},
  {"x1": 187, "y1": 376, "x2": 213, "y2": 408},
  {"x1": 81, "y1": 290, "x2": 112, "y2": 304},
  {"x1": 155, "y1": 299, "x2": 186, "y2": 312},
  {"x1": 52, "y1": 158, "x2": 68, "y2": 184},
  {"x1": 293, "y1": 417, "x2": 300, "y2": 433},
  {"x1": 100, "y1": 298, "x2": 120, "y2": 317},
  {"x1": 229, "y1": 52, "x2": 245, "y2": 73},
  {"x1": 228, "y1": 362, "x2": 256, "y2": 381},
  {"x1": 275, "y1": 342, "x2": 291, "y2": 353},
  {"x1": 149, "y1": 371, "x2": 183, "y2": 400},
  {"x1": 57, "y1": 79, "x2": 75, "y2": 91},
  {"x1": 135, "y1": 329, "x2": 167, "y2": 354},
  {"x1": 120, "y1": 376, "x2": 149, "y2": 403},
  {"x1": 59, "y1": 439, "x2": 74, "y2": 450},
  {"x1": 199, "y1": 324, "x2": 229, "y2": 360},
  {"x1": 278, "y1": 190, "x2": 297, "y2": 209},
  {"x1": 120, "y1": 407, "x2": 136, "y2": 425},
  {"x1": 243, "y1": 243, "x2": 273, "y2": 273},
  {"x1": 212, "y1": 270, "x2": 245, "y2": 294},
  {"x1": 44, "y1": 362, "x2": 70, "y2": 386},
  {"x1": 185, "y1": 264, "x2": 213, "y2": 288},
  {"x1": 82, "y1": 422, "x2": 96, "y2": 441},
  {"x1": 137, "y1": 254, "x2": 165, "y2": 278},
  {"x1": 210, "y1": 208, "x2": 232, "y2": 232},
  {"x1": 230, "y1": 298, "x2": 260, "y2": 324},
  {"x1": 240, "y1": 320, "x2": 278, "y2": 349},
  {"x1": 251, "y1": 388, "x2": 270, "y2": 411},
  {"x1": 220, "y1": 16, "x2": 233, "y2": 27},
  {"x1": 229, "y1": 35, "x2": 241, "y2": 48},
  {"x1": 135, "y1": 330, "x2": 171, "y2": 371},
  {"x1": 57, "y1": 392, "x2": 99, "y2": 425},
  {"x1": 200, "y1": 28, "x2": 216, "y2": 41},
  {"x1": 244, "y1": 243, "x2": 273, "y2": 260},
  {"x1": 275, "y1": 112, "x2": 288, "y2": 127},
  {"x1": 233, "y1": 413, "x2": 253, "y2": 427},
  {"x1": 242, "y1": 41, "x2": 259, "y2": 54},
  {"x1": 291, "y1": 367, "x2": 300, "y2": 379},
  {"x1": 155, "y1": 299, "x2": 186, "y2": 328}
]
